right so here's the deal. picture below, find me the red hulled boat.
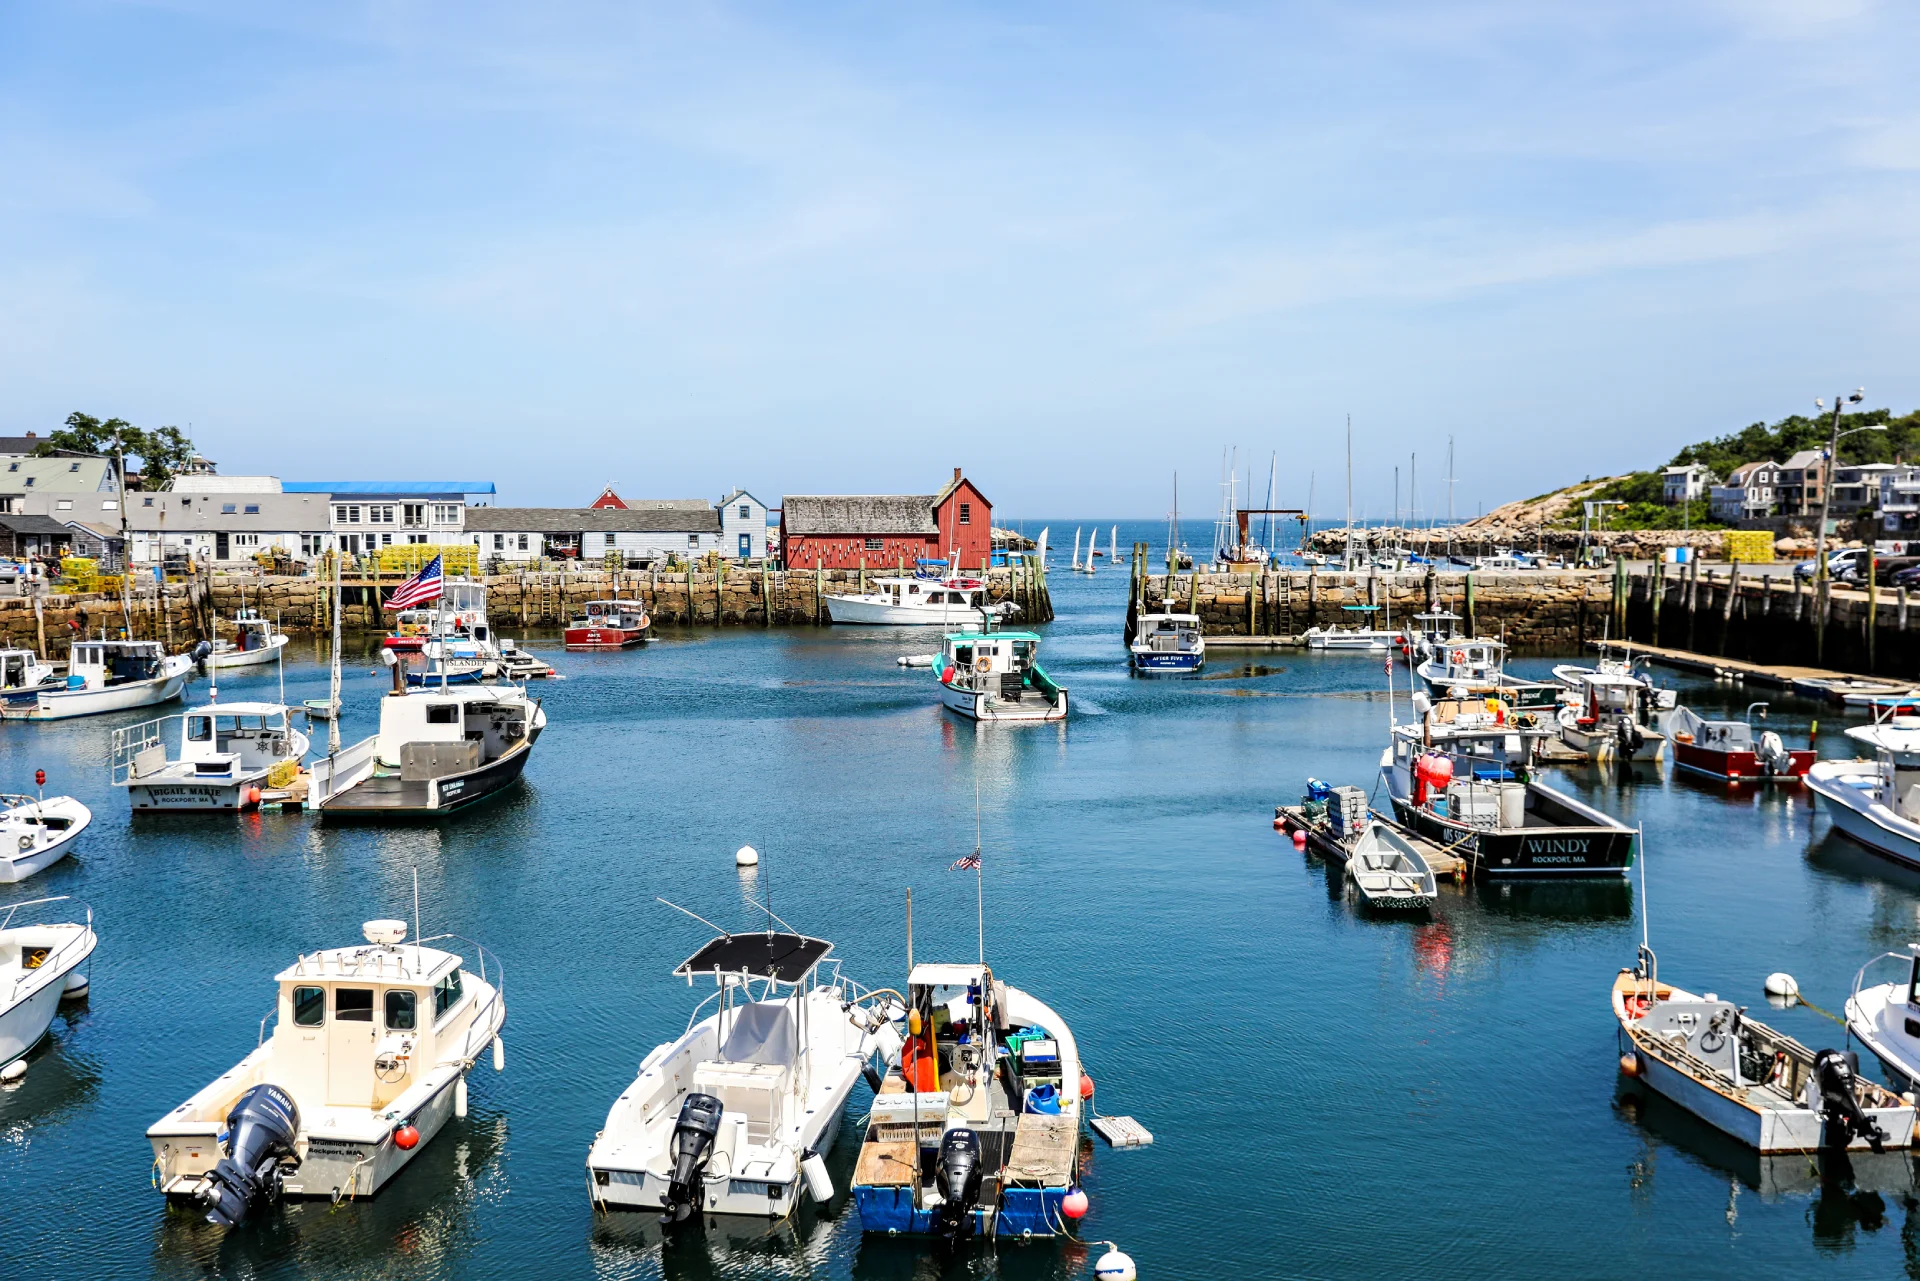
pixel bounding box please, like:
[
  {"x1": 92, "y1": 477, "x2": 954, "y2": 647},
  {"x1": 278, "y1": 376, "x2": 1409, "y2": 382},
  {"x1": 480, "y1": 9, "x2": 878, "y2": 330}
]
[
  {"x1": 1666, "y1": 703, "x2": 1812, "y2": 783},
  {"x1": 564, "y1": 599, "x2": 650, "y2": 650}
]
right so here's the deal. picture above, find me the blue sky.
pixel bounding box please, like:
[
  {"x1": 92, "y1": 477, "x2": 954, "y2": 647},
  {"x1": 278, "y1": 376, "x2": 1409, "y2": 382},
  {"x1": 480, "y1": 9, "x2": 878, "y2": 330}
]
[{"x1": 3, "y1": 2, "x2": 1917, "y2": 521}]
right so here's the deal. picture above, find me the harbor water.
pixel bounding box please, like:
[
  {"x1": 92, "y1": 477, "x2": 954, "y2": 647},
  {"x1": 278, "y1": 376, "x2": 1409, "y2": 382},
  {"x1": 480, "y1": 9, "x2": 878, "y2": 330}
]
[{"x1": 4, "y1": 519, "x2": 1920, "y2": 1279}]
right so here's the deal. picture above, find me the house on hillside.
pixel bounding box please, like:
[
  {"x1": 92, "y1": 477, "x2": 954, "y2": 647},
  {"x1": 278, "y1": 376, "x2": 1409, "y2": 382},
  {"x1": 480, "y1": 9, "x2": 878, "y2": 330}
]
[
  {"x1": 1830, "y1": 463, "x2": 1898, "y2": 517},
  {"x1": 719, "y1": 490, "x2": 770, "y2": 560},
  {"x1": 0, "y1": 454, "x2": 122, "y2": 514},
  {"x1": 1662, "y1": 464, "x2": 1715, "y2": 505},
  {"x1": 1709, "y1": 461, "x2": 1779, "y2": 522},
  {"x1": 780, "y1": 469, "x2": 990, "y2": 571},
  {"x1": 1776, "y1": 450, "x2": 1827, "y2": 517}
]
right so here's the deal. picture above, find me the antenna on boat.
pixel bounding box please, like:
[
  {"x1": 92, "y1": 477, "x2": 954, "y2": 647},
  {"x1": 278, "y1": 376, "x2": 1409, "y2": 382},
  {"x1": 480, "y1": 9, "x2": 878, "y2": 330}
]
[
  {"x1": 975, "y1": 771, "x2": 985, "y2": 967},
  {"x1": 905, "y1": 887, "x2": 913, "y2": 973},
  {"x1": 656, "y1": 896, "x2": 731, "y2": 939},
  {"x1": 413, "y1": 866, "x2": 422, "y2": 973}
]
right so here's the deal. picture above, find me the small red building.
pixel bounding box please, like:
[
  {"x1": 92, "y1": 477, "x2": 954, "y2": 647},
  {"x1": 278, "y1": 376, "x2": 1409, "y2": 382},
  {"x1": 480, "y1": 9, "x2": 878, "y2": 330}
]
[
  {"x1": 781, "y1": 469, "x2": 991, "y2": 571},
  {"x1": 590, "y1": 486, "x2": 628, "y2": 510}
]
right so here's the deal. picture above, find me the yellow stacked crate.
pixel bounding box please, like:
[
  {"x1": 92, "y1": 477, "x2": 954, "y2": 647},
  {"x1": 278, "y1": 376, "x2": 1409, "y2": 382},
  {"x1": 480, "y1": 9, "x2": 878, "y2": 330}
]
[
  {"x1": 378, "y1": 543, "x2": 478, "y2": 577},
  {"x1": 1722, "y1": 531, "x2": 1775, "y2": 564}
]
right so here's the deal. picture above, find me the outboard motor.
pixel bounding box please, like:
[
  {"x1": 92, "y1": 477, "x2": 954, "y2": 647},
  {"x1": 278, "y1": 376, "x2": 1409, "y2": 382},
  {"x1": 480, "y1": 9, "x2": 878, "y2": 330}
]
[
  {"x1": 933, "y1": 1128, "x2": 983, "y2": 1239},
  {"x1": 1814, "y1": 1049, "x2": 1889, "y2": 1153},
  {"x1": 197, "y1": 1084, "x2": 301, "y2": 1228},
  {"x1": 661, "y1": 1093, "x2": 724, "y2": 1225},
  {"x1": 190, "y1": 639, "x2": 213, "y2": 665},
  {"x1": 1615, "y1": 715, "x2": 1644, "y2": 759},
  {"x1": 1758, "y1": 730, "x2": 1791, "y2": 777}
]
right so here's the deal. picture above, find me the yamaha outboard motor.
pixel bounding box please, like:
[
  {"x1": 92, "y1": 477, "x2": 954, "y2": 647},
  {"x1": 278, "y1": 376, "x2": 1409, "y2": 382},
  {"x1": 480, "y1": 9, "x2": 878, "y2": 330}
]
[
  {"x1": 1814, "y1": 1049, "x2": 1889, "y2": 1153},
  {"x1": 933, "y1": 1128, "x2": 983, "y2": 1239},
  {"x1": 1615, "y1": 715, "x2": 1644, "y2": 759},
  {"x1": 661, "y1": 1093, "x2": 724, "y2": 1225},
  {"x1": 198, "y1": 1084, "x2": 301, "y2": 1227}
]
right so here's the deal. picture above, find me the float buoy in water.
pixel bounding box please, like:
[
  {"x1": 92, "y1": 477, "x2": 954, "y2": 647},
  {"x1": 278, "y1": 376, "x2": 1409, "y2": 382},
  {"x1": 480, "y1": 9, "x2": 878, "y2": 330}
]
[
  {"x1": 1764, "y1": 972, "x2": 1799, "y2": 1000},
  {"x1": 1062, "y1": 1187, "x2": 1089, "y2": 1219},
  {"x1": 1, "y1": 1060, "x2": 26, "y2": 1084},
  {"x1": 393, "y1": 1123, "x2": 420, "y2": 1150},
  {"x1": 1095, "y1": 1245, "x2": 1137, "y2": 1281},
  {"x1": 1291, "y1": 830, "x2": 1307, "y2": 850},
  {"x1": 62, "y1": 972, "x2": 88, "y2": 999},
  {"x1": 1080, "y1": 1073, "x2": 1095, "y2": 1100},
  {"x1": 1619, "y1": 1052, "x2": 1642, "y2": 1077},
  {"x1": 736, "y1": 844, "x2": 760, "y2": 867}
]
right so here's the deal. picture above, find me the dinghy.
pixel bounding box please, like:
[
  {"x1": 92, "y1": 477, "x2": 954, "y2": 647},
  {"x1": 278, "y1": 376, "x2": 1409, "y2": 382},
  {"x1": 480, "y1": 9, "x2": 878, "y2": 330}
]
[
  {"x1": 586, "y1": 926, "x2": 895, "y2": 1222},
  {"x1": 0, "y1": 792, "x2": 90, "y2": 883},
  {"x1": 148, "y1": 916, "x2": 505, "y2": 1224},
  {"x1": 1614, "y1": 945, "x2": 1913, "y2": 1154},
  {"x1": 1345, "y1": 821, "x2": 1437, "y2": 910},
  {"x1": 0, "y1": 896, "x2": 95, "y2": 1070},
  {"x1": 206, "y1": 608, "x2": 290, "y2": 670}
]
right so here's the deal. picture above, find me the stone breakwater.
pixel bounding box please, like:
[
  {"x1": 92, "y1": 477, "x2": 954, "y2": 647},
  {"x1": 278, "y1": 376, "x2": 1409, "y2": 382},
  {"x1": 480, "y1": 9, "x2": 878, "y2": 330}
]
[
  {"x1": 0, "y1": 563, "x2": 1053, "y2": 657},
  {"x1": 1133, "y1": 567, "x2": 1616, "y2": 648}
]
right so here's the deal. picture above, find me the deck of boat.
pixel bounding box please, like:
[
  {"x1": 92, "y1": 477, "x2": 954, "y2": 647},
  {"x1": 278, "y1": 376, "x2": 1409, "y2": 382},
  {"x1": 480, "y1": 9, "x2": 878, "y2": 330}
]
[{"x1": 1274, "y1": 806, "x2": 1466, "y2": 879}]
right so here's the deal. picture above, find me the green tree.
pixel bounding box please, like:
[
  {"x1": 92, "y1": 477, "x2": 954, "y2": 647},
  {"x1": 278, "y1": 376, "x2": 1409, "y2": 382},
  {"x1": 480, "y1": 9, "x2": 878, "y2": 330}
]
[{"x1": 36, "y1": 412, "x2": 197, "y2": 490}]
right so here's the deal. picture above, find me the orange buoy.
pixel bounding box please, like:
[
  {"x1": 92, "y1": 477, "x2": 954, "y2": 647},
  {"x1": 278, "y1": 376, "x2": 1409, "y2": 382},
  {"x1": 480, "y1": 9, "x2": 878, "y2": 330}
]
[
  {"x1": 1080, "y1": 1073, "x2": 1095, "y2": 1100},
  {"x1": 393, "y1": 1123, "x2": 420, "y2": 1149},
  {"x1": 1062, "y1": 1187, "x2": 1089, "y2": 1219},
  {"x1": 1292, "y1": 830, "x2": 1307, "y2": 850},
  {"x1": 246, "y1": 786, "x2": 262, "y2": 806},
  {"x1": 1619, "y1": 1052, "x2": 1641, "y2": 1078}
]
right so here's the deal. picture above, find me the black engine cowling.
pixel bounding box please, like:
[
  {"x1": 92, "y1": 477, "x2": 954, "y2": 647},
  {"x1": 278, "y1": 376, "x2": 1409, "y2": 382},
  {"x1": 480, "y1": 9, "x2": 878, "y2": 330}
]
[
  {"x1": 198, "y1": 1083, "x2": 301, "y2": 1227},
  {"x1": 1814, "y1": 1049, "x2": 1889, "y2": 1154},
  {"x1": 662, "y1": 1093, "x2": 724, "y2": 1225},
  {"x1": 933, "y1": 1128, "x2": 983, "y2": 1238}
]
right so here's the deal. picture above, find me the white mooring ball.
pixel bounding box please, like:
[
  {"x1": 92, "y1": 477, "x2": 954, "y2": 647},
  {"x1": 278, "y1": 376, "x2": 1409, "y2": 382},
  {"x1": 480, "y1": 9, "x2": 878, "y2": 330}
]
[
  {"x1": 735, "y1": 845, "x2": 760, "y2": 867},
  {"x1": 1765, "y1": 972, "x2": 1799, "y2": 999},
  {"x1": 1, "y1": 1059, "x2": 26, "y2": 1084},
  {"x1": 1094, "y1": 1246, "x2": 1137, "y2": 1281}
]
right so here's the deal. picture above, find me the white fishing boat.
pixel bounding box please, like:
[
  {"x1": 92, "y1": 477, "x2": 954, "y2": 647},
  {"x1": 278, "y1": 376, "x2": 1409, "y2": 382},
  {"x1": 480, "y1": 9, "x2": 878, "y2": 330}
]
[
  {"x1": 0, "y1": 896, "x2": 95, "y2": 1070},
  {"x1": 1129, "y1": 611, "x2": 1204, "y2": 673},
  {"x1": 207, "y1": 608, "x2": 291, "y2": 670},
  {"x1": 1614, "y1": 945, "x2": 1912, "y2": 1154},
  {"x1": 148, "y1": 916, "x2": 505, "y2": 1225},
  {"x1": 0, "y1": 791, "x2": 90, "y2": 883},
  {"x1": 1805, "y1": 714, "x2": 1920, "y2": 870},
  {"x1": 0, "y1": 648, "x2": 62, "y2": 709},
  {"x1": 825, "y1": 576, "x2": 1015, "y2": 626},
  {"x1": 1846, "y1": 946, "x2": 1920, "y2": 1094},
  {"x1": 851, "y1": 961, "x2": 1085, "y2": 1239},
  {"x1": 1412, "y1": 636, "x2": 1561, "y2": 711},
  {"x1": 1405, "y1": 611, "x2": 1463, "y2": 661},
  {"x1": 935, "y1": 627, "x2": 1067, "y2": 721},
  {"x1": 1555, "y1": 671, "x2": 1668, "y2": 762},
  {"x1": 1345, "y1": 821, "x2": 1437, "y2": 910},
  {"x1": 112, "y1": 702, "x2": 309, "y2": 812},
  {"x1": 309, "y1": 658, "x2": 546, "y2": 818},
  {"x1": 586, "y1": 925, "x2": 895, "y2": 1221},
  {"x1": 1304, "y1": 605, "x2": 1397, "y2": 651},
  {"x1": 3, "y1": 639, "x2": 195, "y2": 721}
]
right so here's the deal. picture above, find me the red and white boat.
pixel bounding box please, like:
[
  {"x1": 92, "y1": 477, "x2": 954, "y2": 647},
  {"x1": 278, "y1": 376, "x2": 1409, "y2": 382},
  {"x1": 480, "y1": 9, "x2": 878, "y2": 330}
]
[
  {"x1": 1664, "y1": 702, "x2": 1813, "y2": 783},
  {"x1": 564, "y1": 599, "x2": 650, "y2": 650}
]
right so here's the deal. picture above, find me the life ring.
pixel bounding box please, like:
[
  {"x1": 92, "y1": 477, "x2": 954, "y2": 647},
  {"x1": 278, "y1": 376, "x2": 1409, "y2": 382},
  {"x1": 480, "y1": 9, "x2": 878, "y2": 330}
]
[
  {"x1": 1451, "y1": 649, "x2": 1466, "y2": 664},
  {"x1": 974, "y1": 657, "x2": 991, "y2": 674}
]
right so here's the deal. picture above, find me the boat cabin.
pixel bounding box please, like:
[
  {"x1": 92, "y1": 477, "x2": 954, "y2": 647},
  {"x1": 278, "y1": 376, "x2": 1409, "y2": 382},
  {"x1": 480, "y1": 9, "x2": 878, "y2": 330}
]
[
  {"x1": 117, "y1": 701, "x2": 305, "y2": 785},
  {"x1": 70, "y1": 639, "x2": 169, "y2": 688},
  {"x1": 573, "y1": 599, "x2": 648, "y2": 628},
  {"x1": 1846, "y1": 718, "x2": 1920, "y2": 821},
  {"x1": 1570, "y1": 672, "x2": 1651, "y2": 725},
  {"x1": 0, "y1": 649, "x2": 50, "y2": 693},
  {"x1": 1131, "y1": 612, "x2": 1202, "y2": 654},
  {"x1": 374, "y1": 688, "x2": 532, "y2": 774},
  {"x1": 1424, "y1": 638, "x2": 1505, "y2": 688},
  {"x1": 940, "y1": 628, "x2": 1044, "y2": 695},
  {"x1": 228, "y1": 609, "x2": 279, "y2": 652},
  {"x1": 877, "y1": 576, "x2": 990, "y2": 610}
]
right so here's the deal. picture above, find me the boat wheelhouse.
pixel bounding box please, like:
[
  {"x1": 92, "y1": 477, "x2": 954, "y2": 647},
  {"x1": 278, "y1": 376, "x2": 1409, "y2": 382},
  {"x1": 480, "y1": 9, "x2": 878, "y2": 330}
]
[
  {"x1": 1405, "y1": 610, "x2": 1463, "y2": 661},
  {"x1": 851, "y1": 962, "x2": 1083, "y2": 1240},
  {"x1": 112, "y1": 702, "x2": 310, "y2": 812},
  {"x1": 208, "y1": 608, "x2": 291, "y2": 670},
  {"x1": 824, "y1": 576, "x2": 1015, "y2": 626},
  {"x1": 563, "y1": 600, "x2": 650, "y2": 650},
  {"x1": 1129, "y1": 612, "x2": 1204, "y2": 673},
  {"x1": 935, "y1": 627, "x2": 1067, "y2": 721},
  {"x1": 310, "y1": 674, "x2": 545, "y2": 818},
  {"x1": 0, "y1": 648, "x2": 60, "y2": 707},
  {"x1": 148, "y1": 918, "x2": 505, "y2": 1224},
  {"x1": 587, "y1": 930, "x2": 892, "y2": 1222},
  {"x1": 1412, "y1": 636, "x2": 1559, "y2": 710},
  {"x1": 3, "y1": 639, "x2": 194, "y2": 721}
]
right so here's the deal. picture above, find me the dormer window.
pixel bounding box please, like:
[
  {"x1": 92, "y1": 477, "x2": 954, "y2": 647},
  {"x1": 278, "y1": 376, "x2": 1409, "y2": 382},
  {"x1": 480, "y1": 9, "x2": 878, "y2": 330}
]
[
  {"x1": 23, "y1": 477, "x2": 33, "y2": 487},
  {"x1": 244, "y1": 504, "x2": 259, "y2": 514}
]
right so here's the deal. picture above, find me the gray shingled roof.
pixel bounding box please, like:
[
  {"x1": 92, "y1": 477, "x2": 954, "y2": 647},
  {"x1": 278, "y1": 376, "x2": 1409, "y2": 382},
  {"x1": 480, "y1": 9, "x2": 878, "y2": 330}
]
[
  {"x1": 782, "y1": 495, "x2": 938, "y2": 536},
  {"x1": 465, "y1": 504, "x2": 721, "y2": 534}
]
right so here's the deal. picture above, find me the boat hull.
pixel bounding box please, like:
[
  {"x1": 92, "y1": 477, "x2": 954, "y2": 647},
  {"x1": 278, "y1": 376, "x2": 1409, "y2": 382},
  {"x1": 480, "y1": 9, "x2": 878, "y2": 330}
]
[
  {"x1": 8, "y1": 670, "x2": 190, "y2": 721},
  {"x1": 0, "y1": 925, "x2": 93, "y2": 1067},
  {"x1": 320, "y1": 734, "x2": 537, "y2": 819},
  {"x1": 1386, "y1": 795, "x2": 1634, "y2": 876},
  {"x1": 826, "y1": 597, "x2": 998, "y2": 626},
  {"x1": 1, "y1": 806, "x2": 89, "y2": 883},
  {"x1": 563, "y1": 626, "x2": 647, "y2": 649},
  {"x1": 128, "y1": 776, "x2": 272, "y2": 812},
  {"x1": 208, "y1": 635, "x2": 289, "y2": 669},
  {"x1": 1673, "y1": 741, "x2": 1813, "y2": 783},
  {"x1": 1808, "y1": 764, "x2": 1920, "y2": 870},
  {"x1": 1130, "y1": 648, "x2": 1203, "y2": 673},
  {"x1": 1559, "y1": 720, "x2": 1667, "y2": 762},
  {"x1": 939, "y1": 682, "x2": 1068, "y2": 722}
]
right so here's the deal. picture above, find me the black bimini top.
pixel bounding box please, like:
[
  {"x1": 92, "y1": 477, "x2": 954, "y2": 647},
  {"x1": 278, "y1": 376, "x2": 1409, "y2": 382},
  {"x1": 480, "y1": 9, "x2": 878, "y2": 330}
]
[{"x1": 675, "y1": 933, "x2": 834, "y2": 984}]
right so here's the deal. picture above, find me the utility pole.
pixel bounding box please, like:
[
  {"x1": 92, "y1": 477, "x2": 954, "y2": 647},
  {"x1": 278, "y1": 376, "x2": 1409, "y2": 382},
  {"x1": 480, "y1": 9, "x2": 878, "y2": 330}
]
[{"x1": 1813, "y1": 387, "x2": 1875, "y2": 664}]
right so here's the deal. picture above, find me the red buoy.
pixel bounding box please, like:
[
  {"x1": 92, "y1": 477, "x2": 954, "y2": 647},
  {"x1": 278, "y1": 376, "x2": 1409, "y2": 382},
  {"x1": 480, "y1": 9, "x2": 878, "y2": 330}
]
[
  {"x1": 1080, "y1": 1073, "x2": 1095, "y2": 1100},
  {"x1": 393, "y1": 1123, "x2": 420, "y2": 1149},
  {"x1": 1062, "y1": 1187, "x2": 1089, "y2": 1219},
  {"x1": 35, "y1": 770, "x2": 45, "y2": 787},
  {"x1": 1292, "y1": 829, "x2": 1307, "y2": 850},
  {"x1": 247, "y1": 786, "x2": 262, "y2": 807}
]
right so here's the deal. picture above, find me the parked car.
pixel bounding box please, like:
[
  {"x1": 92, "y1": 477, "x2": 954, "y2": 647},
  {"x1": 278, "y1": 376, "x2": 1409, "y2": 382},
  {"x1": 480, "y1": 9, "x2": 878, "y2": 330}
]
[
  {"x1": 1890, "y1": 562, "x2": 1920, "y2": 589},
  {"x1": 1794, "y1": 547, "x2": 1870, "y2": 581}
]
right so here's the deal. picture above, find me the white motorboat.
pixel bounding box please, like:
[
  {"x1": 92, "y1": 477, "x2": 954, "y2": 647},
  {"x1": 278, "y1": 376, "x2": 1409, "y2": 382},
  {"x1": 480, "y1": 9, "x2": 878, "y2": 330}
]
[
  {"x1": 0, "y1": 793, "x2": 92, "y2": 882},
  {"x1": 148, "y1": 917, "x2": 505, "y2": 1225},
  {"x1": 0, "y1": 647, "x2": 62, "y2": 709},
  {"x1": 1412, "y1": 635, "x2": 1561, "y2": 712},
  {"x1": 935, "y1": 627, "x2": 1067, "y2": 721},
  {"x1": 0, "y1": 896, "x2": 96, "y2": 1070},
  {"x1": 586, "y1": 928, "x2": 895, "y2": 1221},
  {"x1": 1615, "y1": 945, "x2": 1912, "y2": 1154},
  {"x1": 1345, "y1": 821, "x2": 1437, "y2": 910},
  {"x1": 1405, "y1": 610, "x2": 1462, "y2": 661},
  {"x1": 1129, "y1": 611, "x2": 1205, "y2": 673},
  {"x1": 1555, "y1": 672, "x2": 1668, "y2": 762},
  {"x1": 1846, "y1": 946, "x2": 1920, "y2": 1093},
  {"x1": 309, "y1": 662, "x2": 546, "y2": 818},
  {"x1": 112, "y1": 702, "x2": 310, "y2": 812},
  {"x1": 207, "y1": 608, "x2": 291, "y2": 670},
  {"x1": 3, "y1": 639, "x2": 195, "y2": 721},
  {"x1": 851, "y1": 961, "x2": 1085, "y2": 1239},
  {"x1": 1806, "y1": 715, "x2": 1920, "y2": 870},
  {"x1": 825, "y1": 575, "x2": 1015, "y2": 626},
  {"x1": 1304, "y1": 605, "x2": 1395, "y2": 651}
]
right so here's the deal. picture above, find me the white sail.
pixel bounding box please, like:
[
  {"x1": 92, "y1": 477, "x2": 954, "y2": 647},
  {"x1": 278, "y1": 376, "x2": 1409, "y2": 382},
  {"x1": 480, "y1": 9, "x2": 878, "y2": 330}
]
[
  {"x1": 1037, "y1": 527, "x2": 1048, "y2": 563},
  {"x1": 1071, "y1": 528, "x2": 1082, "y2": 571},
  {"x1": 1111, "y1": 525, "x2": 1118, "y2": 566}
]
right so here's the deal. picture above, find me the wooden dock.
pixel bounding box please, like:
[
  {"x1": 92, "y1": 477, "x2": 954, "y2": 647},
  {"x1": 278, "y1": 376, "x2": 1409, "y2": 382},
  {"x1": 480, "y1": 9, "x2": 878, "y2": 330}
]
[
  {"x1": 1591, "y1": 640, "x2": 1910, "y2": 704},
  {"x1": 1274, "y1": 805, "x2": 1466, "y2": 880}
]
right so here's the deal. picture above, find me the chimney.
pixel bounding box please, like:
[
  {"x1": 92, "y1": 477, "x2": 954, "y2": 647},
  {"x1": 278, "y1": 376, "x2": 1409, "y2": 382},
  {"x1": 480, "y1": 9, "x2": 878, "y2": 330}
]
[
  {"x1": 953, "y1": 467, "x2": 962, "y2": 482},
  {"x1": 24, "y1": 431, "x2": 35, "y2": 438}
]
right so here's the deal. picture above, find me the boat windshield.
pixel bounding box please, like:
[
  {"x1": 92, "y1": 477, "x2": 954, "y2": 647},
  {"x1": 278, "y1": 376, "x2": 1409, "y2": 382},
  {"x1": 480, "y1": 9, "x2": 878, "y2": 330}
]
[{"x1": 720, "y1": 1001, "x2": 797, "y2": 1066}]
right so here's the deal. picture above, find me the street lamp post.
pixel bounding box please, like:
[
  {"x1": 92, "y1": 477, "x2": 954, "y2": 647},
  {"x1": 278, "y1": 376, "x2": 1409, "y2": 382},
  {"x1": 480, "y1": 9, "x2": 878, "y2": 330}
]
[{"x1": 1813, "y1": 387, "x2": 1875, "y2": 664}]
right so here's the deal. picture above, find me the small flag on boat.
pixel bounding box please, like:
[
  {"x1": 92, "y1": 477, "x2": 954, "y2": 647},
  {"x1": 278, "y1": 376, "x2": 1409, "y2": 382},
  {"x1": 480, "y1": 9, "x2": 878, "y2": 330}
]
[
  {"x1": 949, "y1": 851, "x2": 981, "y2": 871},
  {"x1": 384, "y1": 555, "x2": 444, "y2": 611}
]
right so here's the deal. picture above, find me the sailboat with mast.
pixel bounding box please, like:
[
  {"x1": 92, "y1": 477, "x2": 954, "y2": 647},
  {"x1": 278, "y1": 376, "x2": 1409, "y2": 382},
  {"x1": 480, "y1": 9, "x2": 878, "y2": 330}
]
[{"x1": 1072, "y1": 527, "x2": 1095, "y2": 575}]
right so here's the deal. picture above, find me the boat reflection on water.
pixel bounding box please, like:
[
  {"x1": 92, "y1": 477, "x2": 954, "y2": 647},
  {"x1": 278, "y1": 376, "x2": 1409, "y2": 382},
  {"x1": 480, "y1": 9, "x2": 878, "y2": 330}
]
[
  {"x1": 1617, "y1": 1083, "x2": 1920, "y2": 1254},
  {"x1": 1470, "y1": 877, "x2": 1633, "y2": 920},
  {"x1": 147, "y1": 1111, "x2": 507, "y2": 1268},
  {"x1": 0, "y1": 1014, "x2": 101, "y2": 1136}
]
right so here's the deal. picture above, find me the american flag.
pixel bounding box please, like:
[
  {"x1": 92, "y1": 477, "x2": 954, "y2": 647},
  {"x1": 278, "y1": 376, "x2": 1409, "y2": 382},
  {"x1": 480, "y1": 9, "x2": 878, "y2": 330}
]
[
  {"x1": 384, "y1": 554, "x2": 445, "y2": 611},
  {"x1": 949, "y1": 851, "x2": 981, "y2": 871}
]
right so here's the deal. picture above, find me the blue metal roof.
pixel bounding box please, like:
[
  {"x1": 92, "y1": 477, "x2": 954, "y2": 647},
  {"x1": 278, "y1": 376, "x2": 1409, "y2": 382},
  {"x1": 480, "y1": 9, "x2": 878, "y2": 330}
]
[{"x1": 283, "y1": 481, "x2": 497, "y2": 496}]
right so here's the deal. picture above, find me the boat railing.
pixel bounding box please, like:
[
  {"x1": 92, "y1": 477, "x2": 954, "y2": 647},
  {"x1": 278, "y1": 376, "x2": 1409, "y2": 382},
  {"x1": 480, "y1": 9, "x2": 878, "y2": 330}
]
[
  {"x1": 0, "y1": 793, "x2": 50, "y2": 811},
  {"x1": 2, "y1": 895, "x2": 91, "y2": 997},
  {"x1": 418, "y1": 932, "x2": 505, "y2": 1064},
  {"x1": 1851, "y1": 949, "x2": 1917, "y2": 1009},
  {"x1": 109, "y1": 715, "x2": 175, "y2": 784}
]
